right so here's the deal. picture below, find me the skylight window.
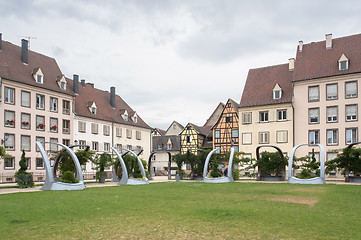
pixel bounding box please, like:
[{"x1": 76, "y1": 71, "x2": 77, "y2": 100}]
[
  {"x1": 273, "y1": 83, "x2": 282, "y2": 100},
  {"x1": 338, "y1": 54, "x2": 349, "y2": 71}
]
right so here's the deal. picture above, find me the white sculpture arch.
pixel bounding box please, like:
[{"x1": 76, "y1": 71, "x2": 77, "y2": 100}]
[
  {"x1": 111, "y1": 147, "x2": 149, "y2": 185},
  {"x1": 203, "y1": 147, "x2": 235, "y2": 183},
  {"x1": 288, "y1": 144, "x2": 325, "y2": 184},
  {"x1": 36, "y1": 141, "x2": 85, "y2": 190}
]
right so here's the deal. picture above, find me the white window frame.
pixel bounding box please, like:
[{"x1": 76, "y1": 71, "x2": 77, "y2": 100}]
[
  {"x1": 345, "y1": 81, "x2": 357, "y2": 98},
  {"x1": 309, "y1": 130, "x2": 320, "y2": 145},
  {"x1": 104, "y1": 143, "x2": 110, "y2": 152},
  {"x1": 4, "y1": 87, "x2": 15, "y2": 104},
  {"x1": 4, "y1": 110, "x2": 15, "y2": 127},
  {"x1": 92, "y1": 141, "x2": 98, "y2": 151},
  {"x1": 346, "y1": 128, "x2": 358, "y2": 144},
  {"x1": 326, "y1": 106, "x2": 338, "y2": 123},
  {"x1": 36, "y1": 137, "x2": 45, "y2": 152},
  {"x1": 326, "y1": 84, "x2": 338, "y2": 100},
  {"x1": 36, "y1": 115, "x2": 45, "y2": 131},
  {"x1": 50, "y1": 138, "x2": 58, "y2": 152},
  {"x1": 277, "y1": 109, "x2": 287, "y2": 121},
  {"x1": 63, "y1": 119, "x2": 70, "y2": 134},
  {"x1": 215, "y1": 130, "x2": 220, "y2": 139},
  {"x1": 50, "y1": 97, "x2": 58, "y2": 112},
  {"x1": 62, "y1": 100, "x2": 70, "y2": 114},
  {"x1": 50, "y1": 118, "x2": 58, "y2": 133},
  {"x1": 231, "y1": 129, "x2": 238, "y2": 138},
  {"x1": 4, "y1": 157, "x2": 15, "y2": 169},
  {"x1": 36, "y1": 157, "x2": 44, "y2": 169},
  {"x1": 308, "y1": 86, "x2": 319, "y2": 102},
  {"x1": 21, "y1": 135, "x2": 31, "y2": 151},
  {"x1": 103, "y1": 125, "x2": 110, "y2": 136},
  {"x1": 273, "y1": 90, "x2": 281, "y2": 100},
  {"x1": 21, "y1": 113, "x2": 31, "y2": 129},
  {"x1": 327, "y1": 129, "x2": 338, "y2": 145},
  {"x1": 136, "y1": 131, "x2": 141, "y2": 140},
  {"x1": 91, "y1": 123, "x2": 99, "y2": 134},
  {"x1": 346, "y1": 105, "x2": 358, "y2": 121},
  {"x1": 78, "y1": 121, "x2": 86, "y2": 133},
  {"x1": 126, "y1": 129, "x2": 132, "y2": 139},
  {"x1": 242, "y1": 133, "x2": 252, "y2": 145},
  {"x1": 79, "y1": 140, "x2": 87, "y2": 150},
  {"x1": 259, "y1": 132, "x2": 269, "y2": 144},
  {"x1": 21, "y1": 91, "x2": 31, "y2": 107},
  {"x1": 116, "y1": 127, "x2": 122, "y2": 137},
  {"x1": 4, "y1": 134, "x2": 15, "y2": 151},
  {"x1": 276, "y1": 130, "x2": 288, "y2": 143},
  {"x1": 309, "y1": 108, "x2": 319, "y2": 124},
  {"x1": 242, "y1": 112, "x2": 252, "y2": 124},
  {"x1": 259, "y1": 111, "x2": 269, "y2": 123}
]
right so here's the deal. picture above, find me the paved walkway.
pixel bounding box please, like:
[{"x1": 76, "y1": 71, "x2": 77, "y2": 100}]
[{"x1": 0, "y1": 176, "x2": 359, "y2": 195}]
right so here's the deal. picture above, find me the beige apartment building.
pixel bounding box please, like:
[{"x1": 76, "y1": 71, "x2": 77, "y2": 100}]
[
  {"x1": 0, "y1": 36, "x2": 74, "y2": 182},
  {"x1": 293, "y1": 34, "x2": 361, "y2": 163},
  {"x1": 239, "y1": 63, "x2": 294, "y2": 163}
]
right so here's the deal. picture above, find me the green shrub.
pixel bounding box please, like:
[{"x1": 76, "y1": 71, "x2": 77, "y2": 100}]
[
  {"x1": 15, "y1": 172, "x2": 34, "y2": 188},
  {"x1": 59, "y1": 171, "x2": 79, "y2": 183},
  {"x1": 232, "y1": 169, "x2": 240, "y2": 180},
  {"x1": 210, "y1": 158, "x2": 222, "y2": 178}
]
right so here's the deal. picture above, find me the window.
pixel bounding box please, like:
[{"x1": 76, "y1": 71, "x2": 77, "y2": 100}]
[
  {"x1": 36, "y1": 74, "x2": 43, "y2": 84},
  {"x1": 273, "y1": 90, "x2": 281, "y2": 100},
  {"x1": 62, "y1": 100, "x2": 70, "y2": 114},
  {"x1": 63, "y1": 120, "x2": 70, "y2": 134},
  {"x1": 227, "y1": 103, "x2": 231, "y2": 107},
  {"x1": 309, "y1": 108, "x2": 319, "y2": 124},
  {"x1": 309, "y1": 152, "x2": 320, "y2": 162},
  {"x1": 242, "y1": 112, "x2": 252, "y2": 124},
  {"x1": 326, "y1": 106, "x2": 338, "y2": 122},
  {"x1": 21, "y1": 135, "x2": 31, "y2": 151},
  {"x1": 309, "y1": 130, "x2": 320, "y2": 144},
  {"x1": 242, "y1": 133, "x2": 252, "y2": 145},
  {"x1": 116, "y1": 127, "x2": 122, "y2": 137},
  {"x1": 126, "y1": 129, "x2": 132, "y2": 139},
  {"x1": 62, "y1": 139, "x2": 70, "y2": 146},
  {"x1": 50, "y1": 97, "x2": 58, "y2": 112},
  {"x1": 277, "y1": 109, "x2": 287, "y2": 121},
  {"x1": 346, "y1": 128, "x2": 358, "y2": 144},
  {"x1": 92, "y1": 141, "x2": 98, "y2": 151},
  {"x1": 36, "y1": 158, "x2": 44, "y2": 169},
  {"x1": 123, "y1": 113, "x2": 128, "y2": 121},
  {"x1": 327, "y1": 152, "x2": 338, "y2": 161},
  {"x1": 4, "y1": 87, "x2": 15, "y2": 104},
  {"x1": 78, "y1": 121, "x2": 86, "y2": 133},
  {"x1": 277, "y1": 130, "x2": 288, "y2": 143},
  {"x1": 259, "y1": 132, "x2": 269, "y2": 144},
  {"x1": 50, "y1": 138, "x2": 58, "y2": 152},
  {"x1": 21, "y1": 91, "x2": 30, "y2": 107},
  {"x1": 79, "y1": 140, "x2": 87, "y2": 150},
  {"x1": 36, "y1": 137, "x2": 45, "y2": 152},
  {"x1": 346, "y1": 105, "x2": 358, "y2": 121},
  {"x1": 104, "y1": 143, "x2": 110, "y2": 152},
  {"x1": 308, "y1": 86, "x2": 319, "y2": 102},
  {"x1": 60, "y1": 82, "x2": 66, "y2": 90},
  {"x1": 231, "y1": 129, "x2": 238, "y2": 138},
  {"x1": 327, "y1": 129, "x2": 338, "y2": 145},
  {"x1": 340, "y1": 61, "x2": 348, "y2": 70},
  {"x1": 136, "y1": 131, "x2": 141, "y2": 140},
  {"x1": 186, "y1": 135, "x2": 192, "y2": 143},
  {"x1": 36, "y1": 94, "x2": 45, "y2": 109},
  {"x1": 91, "y1": 123, "x2": 98, "y2": 134},
  {"x1": 225, "y1": 116, "x2": 233, "y2": 123},
  {"x1": 166, "y1": 142, "x2": 172, "y2": 150},
  {"x1": 25, "y1": 158, "x2": 31, "y2": 170},
  {"x1": 21, "y1": 113, "x2": 30, "y2": 129},
  {"x1": 215, "y1": 130, "x2": 220, "y2": 139},
  {"x1": 103, "y1": 125, "x2": 110, "y2": 136},
  {"x1": 326, "y1": 84, "x2": 338, "y2": 100},
  {"x1": 4, "y1": 134, "x2": 15, "y2": 150},
  {"x1": 132, "y1": 114, "x2": 138, "y2": 123},
  {"x1": 127, "y1": 145, "x2": 132, "y2": 151},
  {"x1": 242, "y1": 154, "x2": 252, "y2": 165},
  {"x1": 136, "y1": 146, "x2": 142, "y2": 154},
  {"x1": 50, "y1": 118, "x2": 58, "y2": 133},
  {"x1": 233, "y1": 146, "x2": 239, "y2": 152},
  {"x1": 36, "y1": 115, "x2": 45, "y2": 131},
  {"x1": 259, "y1": 111, "x2": 269, "y2": 122},
  {"x1": 4, "y1": 110, "x2": 15, "y2": 127},
  {"x1": 90, "y1": 107, "x2": 96, "y2": 115},
  {"x1": 345, "y1": 81, "x2": 357, "y2": 98},
  {"x1": 4, "y1": 157, "x2": 15, "y2": 169},
  {"x1": 116, "y1": 144, "x2": 122, "y2": 152}
]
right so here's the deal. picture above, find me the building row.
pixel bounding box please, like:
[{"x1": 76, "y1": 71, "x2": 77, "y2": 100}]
[{"x1": 0, "y1": 34, "x2": 152, "y2": 182}]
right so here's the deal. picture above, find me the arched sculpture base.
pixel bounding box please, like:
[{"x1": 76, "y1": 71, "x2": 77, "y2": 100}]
[
  {"x1": 203, "y1": 176, "x2": 231, "y2": 183},
  {"x1": 288, "y1": 176, "x2": 324, "y2": 184},
  {"x1": 118, "y1": 178, "x2": 149, "y2": 185},
  {"x1": 41, "y1": 181, "x2": 86, "y2": 191}
]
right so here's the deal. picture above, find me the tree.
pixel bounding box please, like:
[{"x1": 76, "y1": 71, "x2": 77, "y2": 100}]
[
  {"x1": 92, "y1": 153, "x2": 113, "y2": 183},
  {"x1": 210, "y1": 157, "x2": 222, "y2": 178},
  {"x1": 14, "y1": 150, "x2": 34, "y2": 188},
  {"x1": 326, "y1": 147, "x2": 361, "y2": 177},
  {"x1": 294, "y1": 149, "x2": 320, "y2": 179}
]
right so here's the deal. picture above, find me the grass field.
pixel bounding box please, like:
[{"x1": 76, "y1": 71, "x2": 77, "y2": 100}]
[{"x1": 0, "y1": 182, "x2": 360, "y2": 239}]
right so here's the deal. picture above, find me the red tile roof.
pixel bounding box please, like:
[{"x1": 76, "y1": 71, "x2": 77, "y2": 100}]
[
  {"x1": 72, "y1": 80, "x2": 151, "y2": 129},
  {"x1": 293, "y1": 33, "x2": 361, "y2": 81},
  {"x1": 0, "y1": 40, "x2": 74, "y2": 96},
  {"x1": 240, "y1": 63, "x2": 293, "y2": 107}
]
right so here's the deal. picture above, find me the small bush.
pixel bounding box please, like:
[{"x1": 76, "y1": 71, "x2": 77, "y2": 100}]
[
  {"x1": 232, "y1": 169, "x2": 240, "y2": 180},
  {"x1": 59, "y1": 171, "x2": 79, "y2": 183},
  {"x1": 15, "y1": 172, "x2": 34, "y2": 188}
]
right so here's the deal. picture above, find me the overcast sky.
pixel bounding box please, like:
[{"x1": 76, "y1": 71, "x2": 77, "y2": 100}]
[{"x1": 1, "y1": 0, "x2": 361, "y2": 129}]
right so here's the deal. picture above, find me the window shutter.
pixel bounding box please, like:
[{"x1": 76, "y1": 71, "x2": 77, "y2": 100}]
[
  {"x1": 309, "y1": 86, "x2": 319, "y2": 101},
  {"x1": 327, "y1": 84, "x2": 337, "y2": 98},
  {"x1": 346, "y1": 82, "x2": 357, "y2": 97}
]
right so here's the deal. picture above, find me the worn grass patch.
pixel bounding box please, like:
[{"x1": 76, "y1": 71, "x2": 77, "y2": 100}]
[{"x1": 0, "y1": 182, "x2": 360, "y2": 239}]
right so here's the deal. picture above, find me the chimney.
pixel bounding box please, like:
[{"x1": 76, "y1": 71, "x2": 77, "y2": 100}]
[
  {"x1": 298, "y1": 40, "x2": 303, "y2": 52},
  {"x1": 73, "y1": 74, "x2": 79, "y2": 94},
  {"x1": 0, "y1": 33, "x2": 2, "y2": 51},
  {"x1": 87, "y1": 83, "x2": 94, "y2": 88},
  {"x1": 21, "y1": 39, "x2": 28, "y2": 64},
  {"x1": 110, "y1": 87, "x2": 116, "y2": 108},
  {"x1": 326, "y1": 33, "x2": 332, "y2": 49},
  {"x1": 81, "y1": 79, "x2": 86, "y2": 87},
  {"x1": 289, "y1": 58, "x2": 295, "y2": 71}
]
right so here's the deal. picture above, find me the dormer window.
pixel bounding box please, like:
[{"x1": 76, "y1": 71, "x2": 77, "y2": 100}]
[
  {"x1": 338, "y1": 53, "x2": 349, "y2": 71},
  {"x1": 132, "y1": 113, "x2": 138, "y2": 123},
  {"x1": 88, "y1": 102, "x2": 97, "y2": 115},
  {"x1": 273, "y1": 83, "x2": 282, "y2": 100},
  {"x1": 56, "y1": 75, "x2": 67, "y2": 90},
  {"x1": 32, "y1": 68, "x2": 44, "y2": 84},
  {"x1": 121, "y1": 110, "x2": 129, "y2": 121}
]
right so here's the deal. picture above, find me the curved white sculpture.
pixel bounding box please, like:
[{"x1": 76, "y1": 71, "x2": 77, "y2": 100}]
[
  {"x1": 111, "y1": 147, "x2": 149, "y2": 185},
  {"x1": 36, "y1": 141, "x2": 85, "y2": 190},
  {"x1": 203, "y1": 147, "x2": 235, "y2": 183},
  {"x1": 288, "y1": 144, "x2": 325, "y2": 184}
]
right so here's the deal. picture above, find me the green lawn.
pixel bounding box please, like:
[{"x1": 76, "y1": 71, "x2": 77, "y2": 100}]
[{"x1": 0, "y1": 182, "x2": 360, "y2": 239}]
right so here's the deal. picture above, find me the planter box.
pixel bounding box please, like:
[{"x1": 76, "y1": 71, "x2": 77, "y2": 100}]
[
  {"x1": 259, "y1": 176, "x2": 283, "y2": 181},
  {"x1": 348, "y1": 176, "x2": 361, "y2": 183}
]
